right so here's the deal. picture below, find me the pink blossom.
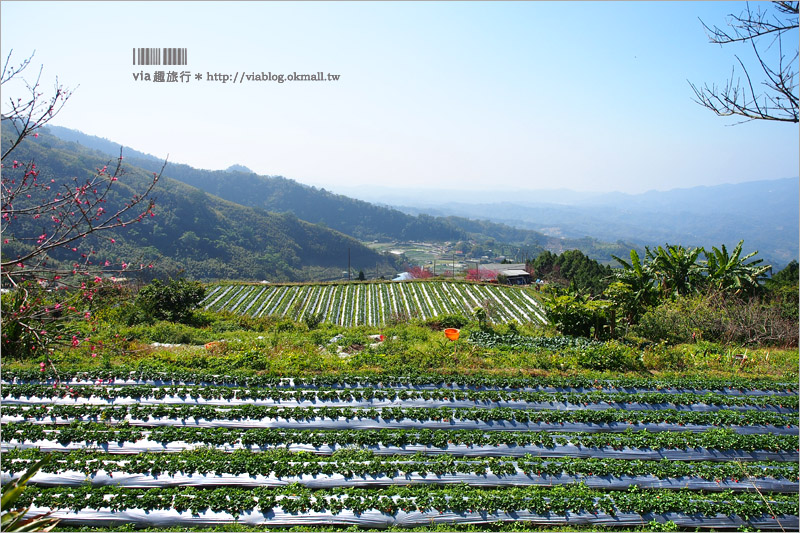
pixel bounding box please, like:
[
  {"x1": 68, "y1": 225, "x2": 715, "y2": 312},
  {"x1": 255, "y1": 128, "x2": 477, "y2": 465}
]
[
  {"x1": 104, "y1": 260, "x2": 111, "y2": 267},
  {"x1": 94, "y1": 276, "x2": 103, "y2": 284},
  {"x1": 71, "y1": 336, "x2": 80, "y2": 347},
  {"x1": 110, "y1": 238, "x2": 115, "y2": 243}
]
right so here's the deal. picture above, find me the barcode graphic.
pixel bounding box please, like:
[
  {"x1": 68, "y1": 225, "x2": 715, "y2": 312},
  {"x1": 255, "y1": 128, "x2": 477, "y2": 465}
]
[{"x1": 132, "y1": 48, "x2": 187, "y2": 65}]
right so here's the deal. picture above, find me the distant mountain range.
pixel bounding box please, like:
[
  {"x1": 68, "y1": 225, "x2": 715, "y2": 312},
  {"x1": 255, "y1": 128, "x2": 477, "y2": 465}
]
[
  {"x1": 42, "y1": 126, "x2": 638, "y2": 263},
  {"x1": 36, "y1": 125, "x2": 796, "y2": 277},
  {"x1": 333, "y1": 180, "x2": 799, "y2": 269}
]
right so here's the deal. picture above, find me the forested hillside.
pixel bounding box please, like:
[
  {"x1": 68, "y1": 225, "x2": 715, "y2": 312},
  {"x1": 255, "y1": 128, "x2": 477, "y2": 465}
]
[
  {"x1": 43, "y1": 126, "x2": 637, "y2": 262},
  {"x1": 1, "y1": 127, "x2": 393, "y2": 281},
  {"x1": 45, "y1": 126, "x2": 466, "y2": 243}
]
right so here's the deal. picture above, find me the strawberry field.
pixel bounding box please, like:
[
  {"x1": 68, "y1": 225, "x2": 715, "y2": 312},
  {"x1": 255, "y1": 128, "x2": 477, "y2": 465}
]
[
  {"x1": 2, "y1": 370, "x2": 798, "y2": 530},
  {"x1": 200, "y1": 281, "x2": 546, "y2": 326}
]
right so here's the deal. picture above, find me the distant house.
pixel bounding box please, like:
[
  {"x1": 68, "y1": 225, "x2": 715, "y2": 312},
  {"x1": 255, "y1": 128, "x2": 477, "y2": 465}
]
[{"x1": 499, "y1": 269, "x2": 531, "y2": 285}]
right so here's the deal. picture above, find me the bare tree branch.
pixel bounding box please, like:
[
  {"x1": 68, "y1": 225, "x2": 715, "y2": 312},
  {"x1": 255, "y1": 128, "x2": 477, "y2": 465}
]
[{"x1": 689, "y1": 1, "x2": 798, "y2": 124}]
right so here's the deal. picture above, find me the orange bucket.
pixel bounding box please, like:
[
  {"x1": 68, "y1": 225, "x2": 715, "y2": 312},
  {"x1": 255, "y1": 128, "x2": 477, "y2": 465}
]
[{"x1": 444, "y1": 328, "x2": 460, "y2": 341}]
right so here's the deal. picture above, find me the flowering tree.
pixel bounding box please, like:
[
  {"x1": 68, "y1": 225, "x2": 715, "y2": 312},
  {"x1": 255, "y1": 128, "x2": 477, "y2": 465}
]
[
  {"x1": 406, "y1": 265, "x2": 432, "y2": 279},
  {"x1": 466, "y1": 268, "x2": 498, "y2": 282},
  {"x1": 1, "y1": 51, "x2": 163, "y2": 363}
]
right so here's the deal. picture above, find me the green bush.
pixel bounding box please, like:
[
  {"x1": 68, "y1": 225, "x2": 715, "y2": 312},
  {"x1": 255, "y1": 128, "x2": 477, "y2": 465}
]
[
  {"x1": 641, "y1": 343, "x2": 688, "y2": 371},
  {"x1": 134, "y1": 278, "x2": 205, "y2": 324},
  {"x1": 127, "y1": 321, "x2": 214, "y2": 345},
  {"x1": 575, "y1": 341, "x2": 638, "y2": 371},
  {"x1": 303, "y1": 311, "x2": 324, "y2": 330},
  {"x1": 632, "y1": 300, "x2": 694, "y2": 345},
  {"x1": 633, "y1": 292, "x2": 798, "y2": 347},
  {"x1": 541, "y1": 292, "x2": 612, "y2": 339}
]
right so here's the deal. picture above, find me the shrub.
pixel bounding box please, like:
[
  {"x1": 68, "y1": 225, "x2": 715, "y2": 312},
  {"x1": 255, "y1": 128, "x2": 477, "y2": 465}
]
[
  {"x1": 127, "y1": 321, "x2": 213, "y2": 345},
  {"x1": 641, "y1": 343, "x2": 689, "y2": 371},
  {"x1": 633, "y1": 292, "x2": 798, "y2": 347},
  {"x1": 574, "y1": 341, "x2": 637, "y2": 371},
  {"x1": 134, "y1": 278, "x2": 205, "y2": 324},
  {"x1": 303, "y1": 311, "x2": 324, "y2": 330},
  {"x1": 632, "y1": 300, "x2": 695, "y2": 345}
]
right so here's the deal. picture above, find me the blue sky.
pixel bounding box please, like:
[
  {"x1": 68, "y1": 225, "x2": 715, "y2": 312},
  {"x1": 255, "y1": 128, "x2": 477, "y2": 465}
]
[{"x1": 1, "y1": 1, "x2": 797, "y2": 193}]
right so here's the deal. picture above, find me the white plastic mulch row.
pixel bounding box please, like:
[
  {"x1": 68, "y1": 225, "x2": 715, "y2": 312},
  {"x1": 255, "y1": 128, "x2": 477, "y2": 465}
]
[
  {"x1": 5, "y1": 471, "x2": 796, "y2": 492},
  {"x1": 4, "y1": 379, "x2": 794, "y2": 396},
  {"x1": 4, "y1": 395, "x2": 793, "y2": 413},
  {"x1": 5, "y1": 440, "x2": 796, "y2": 462},
  {"x1": 22, "y1": 506, "x2": 799, "y2": 530},
  {"x1": 4, "y1": 416, "x2": 794, "y2": 435}
]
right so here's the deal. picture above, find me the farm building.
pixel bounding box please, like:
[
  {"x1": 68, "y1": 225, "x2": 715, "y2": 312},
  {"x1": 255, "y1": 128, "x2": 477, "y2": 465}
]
[{"x1": 500, "y1": 269, "x2": 532, "y2": 285}]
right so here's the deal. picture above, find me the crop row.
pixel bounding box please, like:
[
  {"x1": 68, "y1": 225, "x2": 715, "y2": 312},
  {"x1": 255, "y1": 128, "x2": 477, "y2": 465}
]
[
  {"x1": 4, "y1": 384, "x2": 795, "y2": 411},
  {"x1": 6, "y1": 369, "x2": 795, "y2": 395},
  {"x1": 200, "y1": 281, "x2": 546, "y2": 326},
  {"x1": 5, "y1": 423, "x2": 796, "y2": 455},
  {"x1": 5, "y1": 448, "x2": 797, "y2": 485},
  {"x1": 15, "y1": 484, "x2": 799, "y2": 521},
  {"x1": 4, "y1": 404, "x2": 795, "y2": 429}
]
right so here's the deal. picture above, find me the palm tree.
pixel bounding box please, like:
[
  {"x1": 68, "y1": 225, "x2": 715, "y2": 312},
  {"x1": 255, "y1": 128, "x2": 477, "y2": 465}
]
[{"x1": 702, "y1": 240, "x2": 771, "y2": 295}]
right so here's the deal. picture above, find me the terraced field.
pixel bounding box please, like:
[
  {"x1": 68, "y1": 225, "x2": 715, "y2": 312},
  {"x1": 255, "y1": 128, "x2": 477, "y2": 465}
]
[
  {"x1": 2, "y1": 371, "x2": 798, "y2": 530},
  {"x1": 201, "y1": 281, "x2": 546, "y2": 326}
]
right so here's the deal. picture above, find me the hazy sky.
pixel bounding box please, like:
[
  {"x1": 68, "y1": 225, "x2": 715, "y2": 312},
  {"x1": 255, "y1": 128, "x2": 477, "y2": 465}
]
[{"x1": 1, "y1": 1, "x2": 797, "y2": 193}]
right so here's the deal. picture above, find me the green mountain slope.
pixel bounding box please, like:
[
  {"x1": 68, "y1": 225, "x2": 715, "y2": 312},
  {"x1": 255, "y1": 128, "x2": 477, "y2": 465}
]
[
  {"x1": 45, "y1": 125, "x2": 466, "y2": 243},
  {"x1": 2, "y1": 127, "x2": 394, "y2": 281},
  {"x1": 43, "y1": 126, "x2": 639, "y2": 263}
]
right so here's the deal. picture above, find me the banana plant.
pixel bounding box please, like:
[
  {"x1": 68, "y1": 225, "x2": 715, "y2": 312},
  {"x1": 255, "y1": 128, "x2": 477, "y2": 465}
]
[
  {"x1": 609, "y1": 249, "x2": 659, "y2": 323},
  {"x1": 702, "y1": 240, "x2": 771, "y2": 295},
  {"x1": 647, "y1": 244, "x2": 704, "y2": 297},
  {"x1": 1, "y1": 455, "x2": 59, "y2": 532}
]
